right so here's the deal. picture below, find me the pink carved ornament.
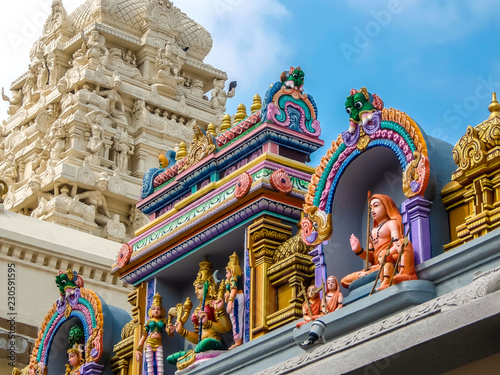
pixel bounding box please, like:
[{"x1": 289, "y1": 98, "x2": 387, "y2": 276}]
[
  {"x1": 270, "y1": 169, "x2": 293, "y2": 193},
  {"x1": 234, "y1": 172, "x2": 252, "y2": 198},
  {"x1": 116, "y1": 243, "x2": 132, "y2": 268}
]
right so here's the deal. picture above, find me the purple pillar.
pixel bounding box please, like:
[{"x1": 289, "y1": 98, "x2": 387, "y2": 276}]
[
  {"x1": 80, "y1": 362, "x2": 104, "y2": 375},
  {"x1": 401, "y1": 195, "x2": 432, "y2": 265},
  {"x1": 309, "y1": 243, "x2": 327, "y2": 288}
]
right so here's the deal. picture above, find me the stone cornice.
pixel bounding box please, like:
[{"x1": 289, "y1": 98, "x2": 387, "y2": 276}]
[{"x1": 0, "y1": 238, "x2": 131, "y2": 293}]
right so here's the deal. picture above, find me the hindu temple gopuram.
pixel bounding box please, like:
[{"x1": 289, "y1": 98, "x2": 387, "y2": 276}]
[{"x1": 1, "y1": 1, "x2": 499, "y2": 375}]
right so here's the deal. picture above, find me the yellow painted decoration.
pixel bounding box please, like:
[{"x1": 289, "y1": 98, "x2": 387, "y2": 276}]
[
  {"x1": 207, "y1": 122, "x2": 217, "y2": 137},
  {"x1": 250, "y1": 94, "x2": 262, "y2": 113},
  {"x1": 220, "y1": 114, "x2": 232, "y2": 133},
  {"x1": 442, "y1": 93, "x2": 500, "y2": 250},
  {"x1": 234, "y1": 103, "x2": 247, "y2": 124},
  {"x1": 176, "y1": 142, "x2": 188, "y2": 160}
]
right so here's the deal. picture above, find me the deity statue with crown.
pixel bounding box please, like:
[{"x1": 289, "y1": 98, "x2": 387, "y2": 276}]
[
  {"x1": 166, "y1": 257, "x2": 231, "y2": 371},
  {"x1": 135, "y1": 293, "x2": 170, "y2": 375},
  {"x1": 225, "y1": 252, "x2": 244, "y2": 349},
  {"x1": 65, "y1": 326, "x2": 85, "y2": 375}
]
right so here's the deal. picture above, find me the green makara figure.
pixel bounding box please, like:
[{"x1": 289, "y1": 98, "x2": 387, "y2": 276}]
[
  {"x1": 345, "y1": 87, "x2": 384, "y2": 134},
  {"x1": 280, "y1": 66, "x2": 305, "y2": 92}
]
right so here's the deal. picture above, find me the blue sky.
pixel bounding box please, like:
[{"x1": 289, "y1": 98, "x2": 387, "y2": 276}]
[{"x1": 1, "y1": 0, "x2": 499, "y2": 167}]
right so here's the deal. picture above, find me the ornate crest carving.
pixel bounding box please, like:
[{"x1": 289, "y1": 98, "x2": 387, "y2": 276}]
[
  {"x1": 178, "y1": 126, "x2": 216, "y2": 172},
  {"x1": 453, "y1": 125, "x2": 486, "y2": 172}
]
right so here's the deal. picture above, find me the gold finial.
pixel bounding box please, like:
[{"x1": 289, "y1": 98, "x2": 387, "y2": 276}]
[
  {"x1": 193, "y1": 257, "x2": 215, "y2": 286},
  {"x1": 176, "y1": 141, "x2": 188, "y2": 160},
  {"x1": 152, "y1": 292, "x2": 163, "y2": 308},
  {"x1": 220, "y1": 113, "x2": 232, "y2": 133},
  {"x1": 226, "y1": 252, "x2": 241, "y2": 277},
  {"x1": 234, "y1": 103, "x2": 247, "y2": 124},
  {"x1": 250, "y1": 94, "x2": 262, "y2": 113},
  {"x1": 488, "y1": 92, "x2": 500, "y2": 119},
  {"x1": 207, "y1": 122, "x2": 216, "y2": 137}
]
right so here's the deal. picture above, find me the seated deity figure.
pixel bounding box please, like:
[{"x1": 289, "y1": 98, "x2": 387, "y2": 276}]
[
  {"x1": 298, "y1": 276, "x2": 343, "y2": 348},
  {"x1": 73, "y1": 172, "x2": 111, "y2": 226},
  {"x1": 135, "y1": 293, "x2": 169, "y2": 375},
  {"x1": 86, "y1": 30, "x2": 108, "y2": 60},
  {"x1": 296, "y1": 284, "x2": 323, "y2": 328},
  {"x1": 167, "y1": 258, "x2": 231, "y2": 370},
  {"x1": 96, "y1": 74, "x2": 127, "y2": 122},
  {"x1": 340, "y1": 194, "x2": 418, "y2": 291}
]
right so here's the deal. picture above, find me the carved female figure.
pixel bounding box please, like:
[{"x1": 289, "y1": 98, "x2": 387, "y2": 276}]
[
  {"x1": 49, "y1": 119, "x2": 66, "y2": 161},
  {"x1": 135, "y1": 293, "x2": 169, "y2": 375},
  {"x1": 225, "y1": 252, "x2": 244, "y2": 349},
  {"x1": 85, "y1": 110, "x2": 106, "y2": 158},
  {"x1": 114, "y1": 130, "x2": 134, "y2": 172}
]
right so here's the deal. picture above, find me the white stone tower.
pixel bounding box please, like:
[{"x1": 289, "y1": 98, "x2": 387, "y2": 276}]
[{"x1": 0, "y1": 0, "x2": 235, "y2": 242}]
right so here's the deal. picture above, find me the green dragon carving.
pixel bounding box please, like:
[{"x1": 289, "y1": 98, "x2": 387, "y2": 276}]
[
  {"x1": 280, "y1": 66, "x2": 305, "y2": 92},
  {"x1": 55, "y1": 269, "x2": 84, "y2": 303},
  {"x1": 345, "y1": 87, "x2": 383, "y2": 133}
]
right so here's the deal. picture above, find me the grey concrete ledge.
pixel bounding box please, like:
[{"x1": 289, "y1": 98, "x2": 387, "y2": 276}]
[
  {"x1": 294, "y1": 280, "x2": 436, "y2": 346},
  {"x1": 416, "y1": 227, "x2": 500, "y2": 285}
]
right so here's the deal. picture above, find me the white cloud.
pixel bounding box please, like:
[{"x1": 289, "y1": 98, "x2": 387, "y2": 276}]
[
  {"x1": 0, "y1": 0, "x2": 291, "y2": 117},
  {"x1": 175, "y1": 0, "x2": 292, "y2": 110}
]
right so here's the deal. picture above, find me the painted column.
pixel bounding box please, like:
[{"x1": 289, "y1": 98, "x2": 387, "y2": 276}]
[
  {"x1": 80, "y1": 361, "x2": 105, "y2": 375},
  {"x1": 309, "y1": 243, "x2": 327, "y2": 287},
  {"x1": 401, "y1": 196, "x2": 432, "y2": 264},
  {"x1": 247, "y1": 216, "x2": 291, "y2": 340}
]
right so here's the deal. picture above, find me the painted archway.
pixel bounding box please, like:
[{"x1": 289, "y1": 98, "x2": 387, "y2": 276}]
[
  {"x1": 301, "y1": 104, "x2": 430, "y2": 247},
  {"x1": 27, "y1": 271, "x2": 104, "y2": 375}
]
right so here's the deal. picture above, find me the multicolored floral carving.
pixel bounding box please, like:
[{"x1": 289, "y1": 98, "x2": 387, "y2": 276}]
[
  {"x1": 270, "y1": 169, "x2": 293, "y2": 193},
  {"x1": 234, "y1": 172, "x2": 252, "y2": 198}
]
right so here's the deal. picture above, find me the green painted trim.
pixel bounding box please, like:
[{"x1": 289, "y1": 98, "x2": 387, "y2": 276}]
[{"x1": 133, "y1": 210, "x2": 298, "y2": 286}]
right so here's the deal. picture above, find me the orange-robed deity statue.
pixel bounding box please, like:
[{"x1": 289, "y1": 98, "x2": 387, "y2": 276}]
[{"x1": 341, "y1": 194, "x2": 417, "y2": 291}]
